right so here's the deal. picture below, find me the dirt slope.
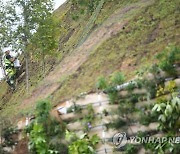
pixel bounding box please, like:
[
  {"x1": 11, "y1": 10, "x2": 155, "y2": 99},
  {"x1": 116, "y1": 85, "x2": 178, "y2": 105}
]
[{"x1": 19, "y1": 0, "x2": 155, "y2": 110}]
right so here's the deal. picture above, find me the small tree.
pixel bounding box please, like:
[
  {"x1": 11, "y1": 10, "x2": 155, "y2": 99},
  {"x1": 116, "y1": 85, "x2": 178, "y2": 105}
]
[
  {"x1": 152, "y1": 96, "x2": 180, "y2": 132},
  {"x1": 0, "y1": 1, "x2": 16, "y2": 48},
  {"x1": 26, "y1": 100, "x2": 66, "y2": 153},
  {"x1": 31, "y1": 13, "x2": 57, "y2": 75},
  {"x1": 0, "y1": 1, "x2": 18, "y2": 80},
  {"x1": 68, "y1": 134, "x2": 100, "y2": 154},
  {"x1": 3, "y1": 0, "x2": 55, "y2": 93}
]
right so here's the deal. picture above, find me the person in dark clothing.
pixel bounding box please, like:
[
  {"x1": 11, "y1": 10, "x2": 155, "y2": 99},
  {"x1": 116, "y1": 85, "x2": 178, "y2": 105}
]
[{"x1": 4, "y1": 50, "x2": 17, "y2": 90}]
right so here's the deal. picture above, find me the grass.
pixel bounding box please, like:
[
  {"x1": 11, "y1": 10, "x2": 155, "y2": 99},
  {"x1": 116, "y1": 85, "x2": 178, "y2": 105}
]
[
  {"x1": 0, "y1": 56, "x2": 60, "y2": 120},
  {"x1": 52, "y1": 0, "x2": 180, "y2": 104},
  {"x1": 95, "y1": 0, "x2": 139, "y2": 25},
  {"x1": 0, "y1": 82, "x2": 8, "y2": 100},
  {"x1": 0, "y1": 0, "x2": 180, "y2": 120}
]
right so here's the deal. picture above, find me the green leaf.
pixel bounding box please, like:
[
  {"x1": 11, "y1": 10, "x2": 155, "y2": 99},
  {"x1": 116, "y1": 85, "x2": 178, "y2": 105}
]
[
  {"x1": 158, "y1": 114, "x2": 166, "y2": 122},
  {"x1": 80, "y1": 133, "x2": 87, "y2": 139},
  {"x1": 165, "y1": 104, "x2": 173, "y2": 116},
  {"x1": 152, "y1": 104, "x2": 161, "y2": 112},
  {"x1": 88, "y1": 146, "x2": 95, "y2": 153},
  {"x1": 90, "y1": 134, "x2": 100, "y2": 146}
]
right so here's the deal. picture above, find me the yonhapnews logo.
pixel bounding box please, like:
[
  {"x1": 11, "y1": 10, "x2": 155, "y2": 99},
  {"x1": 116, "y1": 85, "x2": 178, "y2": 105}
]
[
  {"x1": 113, "y1": 132, "x2": 180, "y2": 148},
  {"x1": 113, "y1": 132, "x2": 127, "y2": 148}
]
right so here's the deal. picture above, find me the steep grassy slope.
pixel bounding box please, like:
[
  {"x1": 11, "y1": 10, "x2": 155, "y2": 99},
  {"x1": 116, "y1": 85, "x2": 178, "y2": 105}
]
[
  {"x1": 52, "y1": 0, "x2": 180, "y2": 103},
  {"x1": 0, "y1": 0, "x2": 179, "y2": 121}
]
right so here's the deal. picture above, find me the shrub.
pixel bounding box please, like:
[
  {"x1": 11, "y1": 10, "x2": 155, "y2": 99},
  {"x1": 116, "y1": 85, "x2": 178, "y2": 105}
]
[
  {"x1": 29, "y1": 123, "x2": 50, "y2": 154},
  {"x1": 149, "y1": 64, "x2": 161, "y2": 75},
  {"x1": 109, "y1": 118, "x2": 127, "y2": 129},
  {"x1": 156, "y1": 81, "x2": 177, "y2": 97},
  {"x1": 129, "y1": 94, "x2": 139, "y2": 103},
  {"x1": 65, "y1": 130, "x2": 78, "y2": 143},
  {"x1": 165, "y1": 80, "x2": 177, "y2": 93},
  {"x1": 108, "y1": 89, "x2": 119, "y2": 104},
  {"x1": 159, "y1": 60, "x2": 175, "y2": 75},
  {"x1": 118, "y1": 102, "x2": 135, "y2": 115},
  {"x1": 81, "y1": 104, "x2": 95, "y2": 131},
  {"x1": 111, "y1": 72, "x2": 125, "y2": 86},
  {"x1": 67, "y1": 104, "x2": 82, "y2": 114},
  {"x1": 68, "y1": 134, "x2": 100, "y2": 154},
  {"x1": 35, "y1": 100, "x2": 51, "y2": 123},
  {"x1": 96, "y1": 76, "x2": 108, "y2": 90},
  {"x1": 144, "y1": 135, "x2": 180, "y2": 154},
  {"x1": 97, "y1": 72, "x2": 125, "y2": 104},
  {"x1": 126, "y1": 82, "x2": 135, "y2": 93},
  {"x1": 152, "y1": 96, "x2": 180, "y2": 132},
  {"x1": 139, "y1": 111, "x2": 158, "y2": 126},
  {"x1": 1, "y1": 127, "x2": 18, "y2": 148},
  {"x1": 125, "y1": 144, "x2": 138, "y2": 154},
  {"x1": 26, "y1": 100, "x2": 67, "y2": 154},
  {"x1": 157, "y1": 46, "x2": 180, "y2": 76},
  {"x1": 142, "y1": 79, "x2": 157, "y2": 99},
  {"x1": 117, "y1": 102, "x2": 135, "y2": 127},
  {"x1": 135, "y1": 79, "x2": 144, "y2": 89}
]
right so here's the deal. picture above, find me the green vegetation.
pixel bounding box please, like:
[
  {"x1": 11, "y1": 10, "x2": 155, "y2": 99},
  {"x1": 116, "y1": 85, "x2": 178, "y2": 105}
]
[
  {"x1": 1, "y1": 127, "x2": 18, "y2": 148},
  {"x1": 95, "y1": 44, "x2": 179, "y2": 152},
  {"x1": 139, "y1": 111, "x2": 157, "y2": 126},
  {"x1": 97, "y1": 72, "x2": 126, "y2": 104},
  {"x1": 1, "y1": 0, "x2": 179, "y2": 119},
  {"x1": 81, "y1": 104, "x2": 95, "y2": 132},
  {"x1": 107, "y1": 118, "x2": 127, "y2": 130},
  {"x1": 152, "y1": 96, "x2": 180, "y2": 131},
  {"x1": 96, "y1": 76, "x2": 108, "y2": 90},
  {"x1": 67, "y1": 103, "x2": 82, "y2": 114},
  {"x1": 156, "y1": 46, "x2": 180, "y2": 76},
  {"x1": 156, "y1": 80, "x2": 177, "y2": 97},
  {"x1": 107, "y1": 89, "x2": 119, "y2": 104},
  {"x1": 70, "y1": 0, "x2": 102, "y2": 16},
  {"x1": 26, "y1": 100, "x2": 67, "y2": 154},
  {"x1": 65, "y1": 129, "x2": 100, "y2": 153},
  {"x1": 1, "y1": 0, "x2": 56, "y2": 92},
  {"x1": 124, "y1": 144, "x2": 138, "y2": 154},
  {"x1": 141, "y1": 79, "x2": 179, "y2": 153},
  {"x1": 0, "y1": 117, "x2": 18, "y2": 153},
  {"x1": 136, "y1": 130, "x2": 180, "y2": 154},
  {"x1": 142, "y1": 79, "x2": 157, "y2": 99},
  {"x1": 0, "y1": 0, "x2": 180, "y2": 153},
  {"x1": 126, "y1": 82, "x2": 135, "y2": 93},
  {"x1": 144, "y1": 135, "x2": 180, "y2": 154},
  {"x1": 31, "y1": 13, "x2": 57, "y2": 74},
  {"x1": 111, "y1": 72, "x2": 125, "y2": 86},
  {"x1": 68, "y1": 133, "x2": 100, "y2": 154},
  {"x1": 52, "y1": 0, "x2": 180, "y2": 104}
]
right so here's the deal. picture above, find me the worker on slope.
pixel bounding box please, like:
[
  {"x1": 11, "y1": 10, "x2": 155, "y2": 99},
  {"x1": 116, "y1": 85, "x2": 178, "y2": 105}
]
[{"x1": 4, "y1": 50, "x2": 17, "y2": 90}]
